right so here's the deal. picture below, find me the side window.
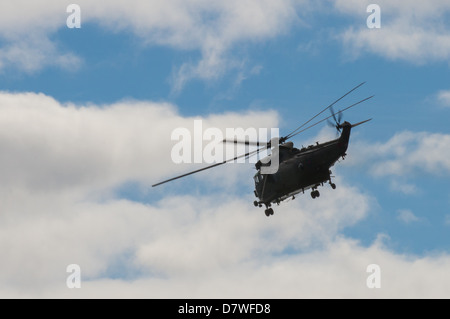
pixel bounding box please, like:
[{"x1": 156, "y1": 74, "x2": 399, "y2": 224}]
[{"x1": 254, "y1": 172, "x2": 262, "y2": 184}]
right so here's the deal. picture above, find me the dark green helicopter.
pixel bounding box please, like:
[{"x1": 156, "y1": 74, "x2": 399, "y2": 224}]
[{"x1": 153, "y1": 82, "x2": 373, "y2": 217}]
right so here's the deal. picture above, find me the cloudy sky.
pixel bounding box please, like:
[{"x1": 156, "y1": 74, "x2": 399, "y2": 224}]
[{"x1": 1, "y1": 0, "x2": 450, "y2": 298}]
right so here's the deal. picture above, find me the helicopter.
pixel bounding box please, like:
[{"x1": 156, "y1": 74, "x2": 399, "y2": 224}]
[{"x1": 152, "y1": 82, "x2": 373, "y2": 217}]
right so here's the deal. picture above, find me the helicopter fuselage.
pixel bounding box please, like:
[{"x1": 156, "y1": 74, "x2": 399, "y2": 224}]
[
  {"x1": 253, "y1": 122, "x2": 351, "y2": 213},
  {"x1": 152, "y1": 81, "x2": 373, "y2": 218}
]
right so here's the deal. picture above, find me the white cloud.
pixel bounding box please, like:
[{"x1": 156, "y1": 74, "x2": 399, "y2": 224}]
[
  {"x1": 350, "y1": 131, "x2": 450, "y2": 178},
  {"x1": 342, "y1": 130, "x2": 450, "y2": 197},
  {"x1": 4, "y1": 0, "x2": 450, "y2": 78},
  {"x1": 0, "y1": 1, "x2": 82, "y2": 73},
  {"x1": 437, "y1": 90, "x2": 450, "y2": 107},
  {"x1": 0, "y1": 33, "x2": 82, "y2": 73},
  {"x1": 0, "y1": 91, "x2": 278, "y2": 193},
  {"x1": 1, "y1": 91, "x2": 450, "y2": 298},
  {"x1": 0, "y1": 176, "x2": 376, "y2": 297},
  {"x1": 397, "y1": 209, "x2": 420, "y2": 224},
  {"x1": 93, "y1": 0, "x2": 300, "y2": 91},
  {"x1": 0, "y1": 0, "x2": 301, "y2": 86},
  {"x1": 334, "y1": 0, "x2": 450, "y2": 63},
  {"x1": 389, "y1": 180, "x2": 418, "y2": 195},
  {"x1": 445, "y1": 215, "x2": 450, "y2": 226}
]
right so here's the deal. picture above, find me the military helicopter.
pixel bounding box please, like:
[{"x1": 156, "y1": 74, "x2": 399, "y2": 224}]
[{"x1": 152, "y1": 82, "x2": 373, "y2": 217}]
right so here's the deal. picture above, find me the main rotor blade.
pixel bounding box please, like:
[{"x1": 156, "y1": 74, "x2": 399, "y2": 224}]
[
  {"x1": 222, "y1": 139, "x2": 267, "y2": 147},
  {"x1": 351, "y1": 118, "x2": 372, "y2": 128},
  {"x1": 286, "y1": 95, "x2": 374, "y2": 140},
  {"x1": 152, "y1": 146, "x2": 266, "y2": 187},
  {"x1": 327, "y1": 119, "x2": 336, "y2": 128},
  {"x1": 331, "y1": 105, "x2": 338, "y2": 124},
  {"x1": 283, "y1": 81, "x2": 366, "y2": 141}
]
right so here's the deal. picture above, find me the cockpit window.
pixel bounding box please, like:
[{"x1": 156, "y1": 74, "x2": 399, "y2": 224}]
[{"x1": 253, "y1": 171, "x2": 262, "y2": 184}]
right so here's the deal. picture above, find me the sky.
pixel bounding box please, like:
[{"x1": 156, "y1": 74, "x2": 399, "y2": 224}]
[{"x1": 0, "y1": 0, "x2": 450, "y2": 298}]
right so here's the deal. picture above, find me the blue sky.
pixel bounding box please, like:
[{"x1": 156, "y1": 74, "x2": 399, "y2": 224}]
[{"x1": 1, "y1": 0, "x2": 450, "y2": 298}]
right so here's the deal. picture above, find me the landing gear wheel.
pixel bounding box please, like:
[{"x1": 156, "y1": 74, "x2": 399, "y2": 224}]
[
  {"x1": 253, "y1": 201, "x2": 259, "y2": 207},
  {"x1": 311, "y1": 190, "x2": 320, "y2": 199},
  {"x1": 265, "y1": 208, "x2": 274, "y2": 217},
  {"x1": 330, "y1": 183, "x2": 336, "y2": 189}
]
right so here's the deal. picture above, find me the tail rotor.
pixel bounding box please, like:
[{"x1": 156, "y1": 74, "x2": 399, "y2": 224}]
[{"x1": 327, "y1": 106, "x2": 343, "y2": 135}]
